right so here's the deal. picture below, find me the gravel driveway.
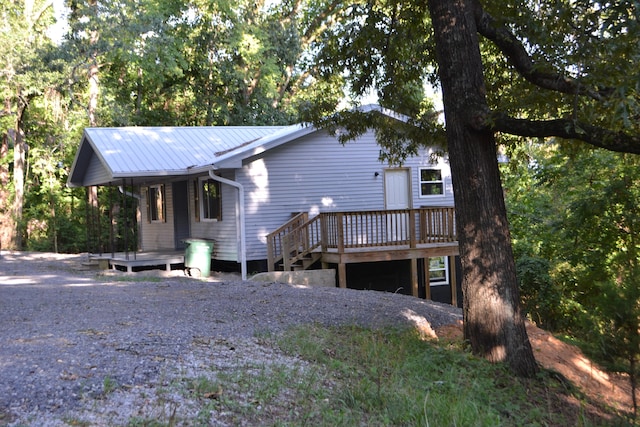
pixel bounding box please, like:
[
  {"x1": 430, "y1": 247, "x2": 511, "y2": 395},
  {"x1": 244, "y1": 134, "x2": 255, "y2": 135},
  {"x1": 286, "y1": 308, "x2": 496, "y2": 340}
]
[{"x1": 0, "y1": 251, "x2": 462, "y2": 426}]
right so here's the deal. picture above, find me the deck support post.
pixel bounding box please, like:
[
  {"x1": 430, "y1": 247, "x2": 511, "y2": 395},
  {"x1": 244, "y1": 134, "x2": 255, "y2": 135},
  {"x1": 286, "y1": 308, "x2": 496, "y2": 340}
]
[
  {"x1": 423, "y1": 258, "x2": 431, "y2": 300},
  {"x1": 449, "y1": 255, "x2": 458, "y2": 307},
  {"x1": 410, "y1": 258, "x2": 418, "y2": 297},
  {"x1": 338, "y1": 263, "x2": 347, "y2": 288}
]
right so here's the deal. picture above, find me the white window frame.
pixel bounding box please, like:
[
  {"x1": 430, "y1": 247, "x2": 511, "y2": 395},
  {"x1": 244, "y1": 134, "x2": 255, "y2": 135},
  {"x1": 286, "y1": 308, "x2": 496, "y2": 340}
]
[
  {"x1": 148, "y1": 184, "x2": 165, "y2": 223},
  {"x1": 198, "y1": 177, "x2": 222, "y2": 222},
  {"x1": 429, "y1": 256, "x2": 449, "y2": 286},
  {"x1": 419, "y1": 168, "x2": 444, "y2": 197}
]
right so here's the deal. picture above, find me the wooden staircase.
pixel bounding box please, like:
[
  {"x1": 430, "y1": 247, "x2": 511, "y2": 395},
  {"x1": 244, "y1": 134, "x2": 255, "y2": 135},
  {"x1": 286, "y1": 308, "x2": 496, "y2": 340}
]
[{"x1": 267, "y1": 212, "x2": 324, "y2": 272}]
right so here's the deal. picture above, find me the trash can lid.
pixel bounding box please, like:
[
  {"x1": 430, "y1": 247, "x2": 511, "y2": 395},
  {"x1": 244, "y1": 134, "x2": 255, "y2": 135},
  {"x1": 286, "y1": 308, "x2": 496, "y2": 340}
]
[{"x1": 182, "y1": 238, "x2": 216, "y2": 243}]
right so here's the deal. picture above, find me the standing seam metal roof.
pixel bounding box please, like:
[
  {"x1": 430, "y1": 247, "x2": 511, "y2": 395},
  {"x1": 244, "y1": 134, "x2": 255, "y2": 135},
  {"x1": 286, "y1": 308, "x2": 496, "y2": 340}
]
[{"x1": 84, "y1": 126, "x2": 293, "y2": 175}]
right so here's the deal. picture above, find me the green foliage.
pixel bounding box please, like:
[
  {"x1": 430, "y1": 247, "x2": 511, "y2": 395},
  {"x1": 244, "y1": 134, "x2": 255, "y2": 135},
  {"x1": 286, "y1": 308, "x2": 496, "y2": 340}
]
[
  {"x1": 503, "y1": 142, "x2": 640, "y2": 412},
  {"x1": 516, "y1": 256, "x2": 563, "y2": 330}
]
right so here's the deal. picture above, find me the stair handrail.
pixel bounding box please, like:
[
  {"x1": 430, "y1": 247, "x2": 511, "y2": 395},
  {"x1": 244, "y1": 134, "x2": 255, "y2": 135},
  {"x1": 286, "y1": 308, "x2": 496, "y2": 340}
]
[
  {"x1": 282, "y1": 215, "x2": 323, "y2": 270},
  {"x1": 266, "y1": 212, "x2": 308, "y2": 271}
]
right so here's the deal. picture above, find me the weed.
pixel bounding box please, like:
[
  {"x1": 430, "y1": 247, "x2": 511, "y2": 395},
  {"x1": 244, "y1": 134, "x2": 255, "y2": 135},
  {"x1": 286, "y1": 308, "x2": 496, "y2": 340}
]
[{"x1": 102, "y1": 376, "x2": 118, "y2": 395}]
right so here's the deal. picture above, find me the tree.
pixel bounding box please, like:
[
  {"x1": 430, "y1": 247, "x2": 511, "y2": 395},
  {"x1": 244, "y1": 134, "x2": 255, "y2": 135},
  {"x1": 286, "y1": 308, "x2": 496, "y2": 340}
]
[
  {"x1": 62, "y1": 0, "x2": 345, "y2": 128},
  {"x1": 0, "y1": 0, "x2": 59, "y2": 249},
  {"x1": 311, "y1": 0, "x2": 639, "y2": 376},
  {"x1": 426, "y1": 0, "x2": 537, "y2": 376}
]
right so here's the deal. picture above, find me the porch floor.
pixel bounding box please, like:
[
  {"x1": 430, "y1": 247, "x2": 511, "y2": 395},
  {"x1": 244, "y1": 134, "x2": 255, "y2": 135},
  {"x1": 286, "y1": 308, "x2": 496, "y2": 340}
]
[{"x1": 89, "y1": 251, "x2": 184, "y2": 273}]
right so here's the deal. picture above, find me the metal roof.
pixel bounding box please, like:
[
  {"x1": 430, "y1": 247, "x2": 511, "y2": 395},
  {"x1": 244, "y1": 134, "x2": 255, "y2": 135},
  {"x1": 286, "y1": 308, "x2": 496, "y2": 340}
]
[
  {"x1": 67, "y1": 125, "x2": 311, "y2": 187},
  {"x1": 67, "y1": 104, "x2": 401, "y2": 187}
]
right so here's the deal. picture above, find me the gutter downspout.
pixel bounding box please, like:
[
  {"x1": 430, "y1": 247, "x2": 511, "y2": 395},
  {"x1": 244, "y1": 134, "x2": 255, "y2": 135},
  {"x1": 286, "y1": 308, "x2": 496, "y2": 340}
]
[{"x1": 208, "y1": 169, "x2": 247, "y2": 280}]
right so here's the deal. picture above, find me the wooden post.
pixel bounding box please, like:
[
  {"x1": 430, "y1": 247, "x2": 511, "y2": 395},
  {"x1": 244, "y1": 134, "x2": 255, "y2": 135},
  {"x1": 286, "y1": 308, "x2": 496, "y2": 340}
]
[
  {"x1": 424, "y1": 258, "x2": 431, "y2": 300},
  {"x1": 410, "y1": 258, "x2": 418, "y2": 297},
  {"x1": 409, "y1": 209, "x2": 417, "y2": 248},
  {"x1": 283, "y1": 234, "x2": 291, "y2": 271},
  {"x1": 448, "y1": 208, "x2": 455, "y2": 241},
  {"x1": 320, "y1": 213, "x2": 328, "y2": 251},
  {"x1": 337, "y1": 212, "x2": 344, "y2": 253},
  {"x1": 338, "y1": 263, "x2": 347, "y2": 288},
  {"x1": 266, "y1": 233, "x2": 275, "y2": 272},
  {"x1": 449, "y1": 255, "x2": 458, "y2": 307}
]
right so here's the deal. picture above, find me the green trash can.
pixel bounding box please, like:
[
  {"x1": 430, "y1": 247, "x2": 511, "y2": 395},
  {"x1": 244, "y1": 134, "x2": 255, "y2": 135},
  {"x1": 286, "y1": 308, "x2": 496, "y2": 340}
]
[{"x1": 183, "y1": 238, "x2": 215, "y2": 277}]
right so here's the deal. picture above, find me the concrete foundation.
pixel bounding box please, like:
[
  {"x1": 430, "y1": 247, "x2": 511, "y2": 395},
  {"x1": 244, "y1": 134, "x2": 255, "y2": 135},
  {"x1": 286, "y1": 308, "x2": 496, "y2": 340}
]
[{"x1": 250, "y1": 269, "x2": 336, "y2": 288}]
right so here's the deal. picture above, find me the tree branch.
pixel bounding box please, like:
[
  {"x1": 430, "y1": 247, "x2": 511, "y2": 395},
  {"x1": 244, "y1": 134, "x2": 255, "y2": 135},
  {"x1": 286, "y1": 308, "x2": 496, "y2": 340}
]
[
  {"x1": 471, "y1": 0, "x2": 613, "y2": 101},
  {"x1": 491, "y1": 114, "x2": 640, "y2": 154}
]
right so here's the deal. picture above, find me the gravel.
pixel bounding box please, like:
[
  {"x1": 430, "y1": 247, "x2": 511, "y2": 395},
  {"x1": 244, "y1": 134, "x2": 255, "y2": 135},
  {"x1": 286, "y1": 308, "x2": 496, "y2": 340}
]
[{"x1": 0, "y1": 251, "x2": 462, "y2": 426}]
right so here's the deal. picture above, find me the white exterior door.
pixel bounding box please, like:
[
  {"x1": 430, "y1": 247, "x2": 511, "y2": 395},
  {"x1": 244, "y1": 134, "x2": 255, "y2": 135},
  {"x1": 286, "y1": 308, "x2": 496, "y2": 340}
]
[{"x1": 384, "y1": 169, "x2": 411, "y2": 241}]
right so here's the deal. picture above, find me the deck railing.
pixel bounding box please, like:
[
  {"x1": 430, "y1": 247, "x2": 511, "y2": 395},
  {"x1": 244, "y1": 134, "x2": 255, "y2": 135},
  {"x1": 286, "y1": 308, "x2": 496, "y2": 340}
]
[{"x1": 267, "y1": 207, "x2": 456, "y2": 271}]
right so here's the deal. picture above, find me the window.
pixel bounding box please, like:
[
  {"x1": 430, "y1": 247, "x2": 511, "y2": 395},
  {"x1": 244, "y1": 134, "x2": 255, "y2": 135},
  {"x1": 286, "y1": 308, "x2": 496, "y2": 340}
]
[
  {"x1": 147, "y1": 185, "x2": 165, "y2": 222},
  {"x1": 429, "y1": 256, "x2": 449, "y2": 285},
  {"x1": 199, "y1": 177, "x2": 222, "y2": 221},
  {"x1": 419, "y1": 168, "x2": 443, "y2": 196}
]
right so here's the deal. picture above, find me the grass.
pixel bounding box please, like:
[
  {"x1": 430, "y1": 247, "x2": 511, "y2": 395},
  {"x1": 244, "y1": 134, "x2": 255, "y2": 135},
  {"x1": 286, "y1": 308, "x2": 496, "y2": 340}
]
[
  {"x1": 102, "y1": 376, "x2": 119, "y2": 395},
  {"x1": 86, "y1": 324, "x2": 630, "y2": 426}
]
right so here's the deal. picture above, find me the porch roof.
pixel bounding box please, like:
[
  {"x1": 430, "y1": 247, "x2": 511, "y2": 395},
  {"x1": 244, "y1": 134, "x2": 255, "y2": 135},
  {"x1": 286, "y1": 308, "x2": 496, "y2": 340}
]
[{"x1": 67, "y1": 124, "x2": 311, "y2": 187}]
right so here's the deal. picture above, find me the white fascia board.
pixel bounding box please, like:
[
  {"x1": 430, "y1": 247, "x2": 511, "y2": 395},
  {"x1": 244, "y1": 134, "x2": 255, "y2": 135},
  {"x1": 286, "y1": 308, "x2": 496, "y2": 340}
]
[
  {"x1": 214, "y1": 124, "x2": 314, "y2": 169},
  {"x1": 67, "y1": 131, "x2": 116, "y2": 187},
  {"x1": 356, "y1": 104, "x2": 411, "y2": 123}
]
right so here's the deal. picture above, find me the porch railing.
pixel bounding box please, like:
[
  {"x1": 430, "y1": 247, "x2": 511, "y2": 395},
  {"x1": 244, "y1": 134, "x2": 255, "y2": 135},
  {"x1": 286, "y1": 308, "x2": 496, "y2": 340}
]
[{"x1": 267, "y1": 207, "x2": 456, "y2": 271}]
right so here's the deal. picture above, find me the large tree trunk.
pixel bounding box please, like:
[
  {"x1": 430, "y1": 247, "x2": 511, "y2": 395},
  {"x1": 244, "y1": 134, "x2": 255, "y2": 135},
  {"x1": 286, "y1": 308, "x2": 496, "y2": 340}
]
[
  {"x1": 0, "y1": 130, "x2": 11, "y2": 251},
  {"x1": 428, "y1": 0, "x2": 538, "y2": 377},
  {"x1": 11, "y1": 98, "x2": 29, "y2": 250}
]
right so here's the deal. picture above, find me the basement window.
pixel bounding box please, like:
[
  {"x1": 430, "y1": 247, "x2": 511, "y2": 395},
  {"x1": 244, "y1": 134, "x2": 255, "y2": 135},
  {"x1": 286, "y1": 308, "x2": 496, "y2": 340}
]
[{"x1": 429, "y1": 256, "x2": 449, "y2": 286}]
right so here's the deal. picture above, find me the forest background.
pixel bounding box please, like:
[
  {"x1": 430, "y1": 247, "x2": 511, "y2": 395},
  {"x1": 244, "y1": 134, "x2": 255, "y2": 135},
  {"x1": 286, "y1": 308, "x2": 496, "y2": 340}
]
[{"x1": 1, "y1": 0, "x2": 639, "y2": 404}]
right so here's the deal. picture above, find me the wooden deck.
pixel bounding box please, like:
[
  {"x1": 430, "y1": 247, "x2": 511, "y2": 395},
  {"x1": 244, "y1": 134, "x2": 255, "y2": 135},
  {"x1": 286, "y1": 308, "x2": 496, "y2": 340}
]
[
  {"x1": 266, "y1": 208, "x2": 460, "y2": 302},
  {"x1": 89, "y1": 251, "x2": 184, "y2": 273}
]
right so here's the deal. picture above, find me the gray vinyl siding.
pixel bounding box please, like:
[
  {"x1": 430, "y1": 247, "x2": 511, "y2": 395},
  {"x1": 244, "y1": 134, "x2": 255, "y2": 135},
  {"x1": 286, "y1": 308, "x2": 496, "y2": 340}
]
[
  {"x1": 188, "y1": 171, "x2": 239, "y2": 262},
  {"x1": 236, "y1": 129, "x2": 454, "y2": 261},
  {"x1": 140, "y1": 184, "x2": 175, "y2": 250},
  {"x1": 84, "y1": 154, "x2": 111, "y2": 186}
]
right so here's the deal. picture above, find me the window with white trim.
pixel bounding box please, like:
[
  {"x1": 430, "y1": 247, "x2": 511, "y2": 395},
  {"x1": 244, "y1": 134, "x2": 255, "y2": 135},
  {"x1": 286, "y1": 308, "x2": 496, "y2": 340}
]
[
  {"x1": 419, "y1": 168, "x2": 444, "y2": 196},
  {"x1": 429, "y1": 256, "x2": 449, "y2": 286},
  {"x1": 147, "y1": 184, "x2": 165, "y2": 222},
  {"x1": 199, "y1": 177, "x2": 222, "y2": 221}
]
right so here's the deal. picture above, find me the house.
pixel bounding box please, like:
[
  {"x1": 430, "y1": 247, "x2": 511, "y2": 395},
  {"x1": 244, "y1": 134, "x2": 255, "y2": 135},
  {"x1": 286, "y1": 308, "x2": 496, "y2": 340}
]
[{"x1": 67, "y1": 105, "x2": 461, "y2": 304}]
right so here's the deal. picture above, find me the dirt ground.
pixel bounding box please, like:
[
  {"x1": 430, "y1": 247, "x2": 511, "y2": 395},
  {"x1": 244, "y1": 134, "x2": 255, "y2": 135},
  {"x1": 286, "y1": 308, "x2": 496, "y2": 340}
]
[{"x1": 436, "y1": 321, "x2": 636, "y2": 417}]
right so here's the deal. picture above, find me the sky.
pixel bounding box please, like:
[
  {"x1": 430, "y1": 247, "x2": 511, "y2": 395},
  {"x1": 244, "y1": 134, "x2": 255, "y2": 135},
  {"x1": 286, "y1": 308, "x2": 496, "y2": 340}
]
[{"x1": 47, "y1": 0, "x2": 70, "y2": 44}]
